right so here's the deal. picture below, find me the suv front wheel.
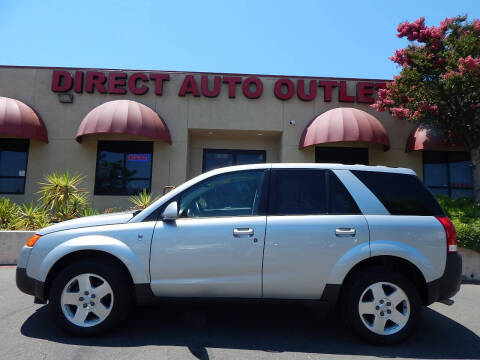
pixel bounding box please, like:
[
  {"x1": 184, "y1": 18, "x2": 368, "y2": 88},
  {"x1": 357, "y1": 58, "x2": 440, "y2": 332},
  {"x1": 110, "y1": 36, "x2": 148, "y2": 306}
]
[
  {"x1": 49, "y1": 259, "x2": 132, "y2": 335},
  {"x1": 342, "y1": 267, "x2": 422, "y2": 345}
]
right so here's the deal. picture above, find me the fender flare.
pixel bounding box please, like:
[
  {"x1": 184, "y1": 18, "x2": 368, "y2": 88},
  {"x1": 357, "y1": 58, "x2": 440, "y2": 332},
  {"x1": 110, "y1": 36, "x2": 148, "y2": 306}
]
[
  {"x1": 369, "y1": 240, "x2": 435, "y2": 281},
  {"x1": 326, "y1": 242, "x2": 371, "y2": 284},
  {"x1": 38, "y1": 235, "x2": 149, "y2": 284},
  {"x1": 326, "y1": 240, "x2": 434, "y2": 285}
]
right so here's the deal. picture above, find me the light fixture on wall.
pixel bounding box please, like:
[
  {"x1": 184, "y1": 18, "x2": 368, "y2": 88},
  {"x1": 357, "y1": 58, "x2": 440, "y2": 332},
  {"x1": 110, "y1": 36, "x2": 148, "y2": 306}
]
[
  {"x1": 289, "y1": 119, "x2": 296, "y2": 126},
  {"x1": 58, "y1": 93, "x2": 73, "y2": 103}
]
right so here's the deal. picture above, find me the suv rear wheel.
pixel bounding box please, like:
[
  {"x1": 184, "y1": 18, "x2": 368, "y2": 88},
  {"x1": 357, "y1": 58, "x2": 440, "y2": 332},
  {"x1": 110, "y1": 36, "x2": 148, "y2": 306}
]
[
  {"x1": 49, "y1": 259, "x2": 132, "y2": 335},
  {"x1": 342, "y1": 267, "x2": 422, "y2": 345}
]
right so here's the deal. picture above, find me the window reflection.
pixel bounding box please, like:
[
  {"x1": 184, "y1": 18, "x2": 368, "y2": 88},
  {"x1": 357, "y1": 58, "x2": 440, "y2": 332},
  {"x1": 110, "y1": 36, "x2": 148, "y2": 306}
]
[
  {"x1": 95, "y1": 141, "x2": 153, "y2": 195},
  {"x1": 0, "y1": 139, "x2": 28, "y2": 194},
  {"x1": 423, "y1": 151, "x2": 472, "y2": 198}
]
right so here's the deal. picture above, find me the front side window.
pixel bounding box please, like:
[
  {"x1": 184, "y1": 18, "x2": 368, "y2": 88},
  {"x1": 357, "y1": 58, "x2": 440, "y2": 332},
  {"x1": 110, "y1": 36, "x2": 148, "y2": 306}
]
[
  {"x1": 316, "y1": 147, "x2": 368, "y2": 165},
  {"x1": 270, "y1": 169, "x2": 360, "y2": 216},
  {"x1": 95, "y1": 141, "x2": 153, "y2": 195},
  {"x1": 423, "y1": 151, "x2": 473, "y2": 198},
  {"x1": 0, "y1": 139, "x2": 29, "y2": 194},
  {"x1": 203, "y1": 149, "x2": 266, "y2": 172},
  {"x1": 178, "y1": 170, "x2": 265, "y2": 218}
]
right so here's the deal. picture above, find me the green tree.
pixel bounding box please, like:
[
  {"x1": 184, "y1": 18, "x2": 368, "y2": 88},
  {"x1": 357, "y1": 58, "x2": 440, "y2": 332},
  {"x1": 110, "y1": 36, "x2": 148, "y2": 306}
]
[{"x1": 372, "y1": 16, "x2": 480, "y2": 202}]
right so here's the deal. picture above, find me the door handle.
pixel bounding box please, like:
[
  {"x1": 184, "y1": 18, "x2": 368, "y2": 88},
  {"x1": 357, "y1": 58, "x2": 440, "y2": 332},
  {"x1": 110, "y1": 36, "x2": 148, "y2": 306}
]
[
  {"x1": 335, "y1": 228, "x2": 356, "y2": 237},
  {"x1": 233, "y1": 228, "x2": 254, "y2": 237}
]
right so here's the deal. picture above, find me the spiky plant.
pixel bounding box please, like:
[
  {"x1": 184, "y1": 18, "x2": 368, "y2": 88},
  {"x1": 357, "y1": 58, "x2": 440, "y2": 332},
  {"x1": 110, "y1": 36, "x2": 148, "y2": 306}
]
[
  {"x1": 0, "y1": 197, "x2": 20, "y2": 230},
  {"x1": 129, "y1": 188, "x2": 158, "y2": 210},
  {"x1": 38, "y1": 170, "x2": 88, "y2": 221},
  {"x1": 16, "y1": 202, "x2": 50, "y2": 230}
]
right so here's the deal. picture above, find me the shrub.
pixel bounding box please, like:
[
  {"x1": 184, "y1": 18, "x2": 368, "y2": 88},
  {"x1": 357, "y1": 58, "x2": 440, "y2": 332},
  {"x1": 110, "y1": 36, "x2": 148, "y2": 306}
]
[
  {"x1": 38, "y1": 170, "x2": 89, "y2": 221},
  {"x1": 0, "y1": 197, "x2": 20, "y2": 230},
  {"x1": 129, "y1": 188, "x2": 159, "y2": 210},
  {"x1": 436, "y1": 195, "x2": 480, "y2": 252},
  {"x1": 15, "y1": 202, "x2": 51, "y2": 230}
]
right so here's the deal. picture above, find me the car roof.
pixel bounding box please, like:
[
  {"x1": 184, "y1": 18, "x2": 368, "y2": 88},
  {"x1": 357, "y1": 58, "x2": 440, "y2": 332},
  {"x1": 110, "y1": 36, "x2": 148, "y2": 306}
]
[{"x1": 206, "y1": 163, "x2": 416, "y2": 175}]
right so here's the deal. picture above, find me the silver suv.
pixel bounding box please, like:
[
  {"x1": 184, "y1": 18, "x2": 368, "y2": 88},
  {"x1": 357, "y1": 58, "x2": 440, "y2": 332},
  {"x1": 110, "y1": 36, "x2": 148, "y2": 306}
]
[{"x1": 16, "y1": 164, "x2": 462, "y2": 344}]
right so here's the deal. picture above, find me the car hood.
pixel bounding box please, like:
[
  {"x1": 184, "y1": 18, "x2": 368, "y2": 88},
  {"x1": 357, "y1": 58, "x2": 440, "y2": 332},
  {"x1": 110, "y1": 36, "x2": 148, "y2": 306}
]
[{"x1": 37, "y1": 212, "x2": 136, "y2": 236}]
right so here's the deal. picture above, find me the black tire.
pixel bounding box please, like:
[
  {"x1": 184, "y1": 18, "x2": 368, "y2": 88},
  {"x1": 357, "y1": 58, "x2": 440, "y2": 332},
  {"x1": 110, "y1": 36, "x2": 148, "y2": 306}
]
[
  {"x1": 49, "y1": 259, "x2": 132, "y2": 336},
  {"x1": 341, "y1": 267, "x2": 422, "y2": 345}
]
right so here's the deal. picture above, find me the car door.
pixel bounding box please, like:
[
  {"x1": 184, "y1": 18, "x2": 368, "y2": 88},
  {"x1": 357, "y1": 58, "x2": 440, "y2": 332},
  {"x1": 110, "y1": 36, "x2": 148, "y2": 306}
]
[
  {"x1": 263, "y1": 168, "x2": 369, "y2": 299},
  {"x1": 150, "y1": 169, "x2": 267, "y2": 298}
]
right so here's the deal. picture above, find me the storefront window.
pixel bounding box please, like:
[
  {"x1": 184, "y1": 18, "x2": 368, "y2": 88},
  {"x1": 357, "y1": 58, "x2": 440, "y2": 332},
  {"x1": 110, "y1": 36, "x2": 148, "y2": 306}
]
[
  {"x1": 202, "y1": 149, "x2": 266, "y2": 172},
  {"x1": 315, "y1": 147, "x2": 368, "y2": 165},
  {"x1": 0, "y1": 139, "x2": 29, "y2": 194},
  {"x1": 95, "y1": 141, "x2": 153, "y2": 195},
  {"x1": 423, "y1": 151, "x2": 473, "y2": 198}
]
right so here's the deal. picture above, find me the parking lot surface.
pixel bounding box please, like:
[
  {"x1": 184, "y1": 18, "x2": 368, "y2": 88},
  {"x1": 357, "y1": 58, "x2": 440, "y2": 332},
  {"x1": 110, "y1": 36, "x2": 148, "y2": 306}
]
[{"x1": 1, "y1": 266, "x2": 479, "y2": 360}]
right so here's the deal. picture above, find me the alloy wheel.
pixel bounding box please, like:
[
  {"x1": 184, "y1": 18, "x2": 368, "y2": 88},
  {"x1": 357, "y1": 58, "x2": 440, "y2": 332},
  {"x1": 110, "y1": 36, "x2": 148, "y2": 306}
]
[
  {"x1": 358, "y1": 281, "x2": 410, "y2": 335},
  {"x1": 60, "y1": 273, "x2": 114, "y2": 327}
]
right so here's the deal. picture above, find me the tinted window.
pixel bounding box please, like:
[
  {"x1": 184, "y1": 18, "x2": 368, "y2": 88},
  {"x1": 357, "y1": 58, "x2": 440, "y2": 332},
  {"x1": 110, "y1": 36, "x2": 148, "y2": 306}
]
[
  {"x1": 178, "y1": 170, "x2": 265, "y2": 218},
  {"x1": 203, "y1": 149, "x2": 266, "y2": 172},
  {"x1": 271, "y1": 169, "x2": 328, "y2": 215},
  {"x1": 352, "y1": 170, "x2": 444, "y2": 216},
  {"x1": 0, "y1": 139, "x2": 29, "y2": 194},
  {"x1": 328, "y1": 171, "x2": 361, "y2": 214},
  {"x1": 423, "y1": 151, "x2": 473, "y2": 198},
  {"x1": 316, "y1": 147, "x2": 368, "y2": 165},
  {"x1": 95, "y1": 141, "x2": 153, "y2": 195}
]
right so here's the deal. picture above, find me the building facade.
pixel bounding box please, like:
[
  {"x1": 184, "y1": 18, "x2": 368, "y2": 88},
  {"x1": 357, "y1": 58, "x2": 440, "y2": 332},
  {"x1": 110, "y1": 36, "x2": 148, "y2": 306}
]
[{"x1": 0, "y1": 66, "x2": 473, "y2": 210}]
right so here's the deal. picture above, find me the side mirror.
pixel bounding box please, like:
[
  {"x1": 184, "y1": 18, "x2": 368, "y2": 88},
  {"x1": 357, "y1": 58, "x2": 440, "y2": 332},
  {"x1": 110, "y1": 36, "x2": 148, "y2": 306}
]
[{"x1": 162, "y1": 201, "x2": 178, "y2": 221}]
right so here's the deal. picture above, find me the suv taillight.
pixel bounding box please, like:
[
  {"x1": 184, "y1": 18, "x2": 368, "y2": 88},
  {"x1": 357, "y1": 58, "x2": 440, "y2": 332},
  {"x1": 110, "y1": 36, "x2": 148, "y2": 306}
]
[{"x1": 436, "y1": 216, "x2": 457, "y2": 253}]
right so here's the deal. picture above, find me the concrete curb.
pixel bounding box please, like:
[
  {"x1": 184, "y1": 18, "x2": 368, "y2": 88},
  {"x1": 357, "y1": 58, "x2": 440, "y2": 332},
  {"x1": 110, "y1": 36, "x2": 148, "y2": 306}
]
[
  {"x1": 0, "y1": 231, "x2": 35, "y2": 265},
  {"x1": 0, "y1": 231, "x2": 479, "y2": 281},
  {"x1": 458, "y1": 247, "x2": 480, "y2": 282}
]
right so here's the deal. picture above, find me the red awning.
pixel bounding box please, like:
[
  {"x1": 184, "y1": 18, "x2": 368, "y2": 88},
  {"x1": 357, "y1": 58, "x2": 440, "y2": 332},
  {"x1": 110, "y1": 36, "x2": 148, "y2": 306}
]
[
  {"x1": 405, "y1": 125, "x2": 462, "y2": 152},
  {"x1": 76, "y1": 100, "x2": 171, "y2": 143},
  {"x1": 0, "y1": 97, "x2": 48, "y2": 143},
  {"x1": 299, "y1": 107, "x2": 390, "y2": 150}
]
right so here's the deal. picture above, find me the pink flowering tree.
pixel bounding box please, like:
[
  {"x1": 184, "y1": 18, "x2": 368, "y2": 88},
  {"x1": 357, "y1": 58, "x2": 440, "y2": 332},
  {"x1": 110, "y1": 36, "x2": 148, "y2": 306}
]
[{"x1": 372, "y1": 15, "x2": 480, "y2": 202}]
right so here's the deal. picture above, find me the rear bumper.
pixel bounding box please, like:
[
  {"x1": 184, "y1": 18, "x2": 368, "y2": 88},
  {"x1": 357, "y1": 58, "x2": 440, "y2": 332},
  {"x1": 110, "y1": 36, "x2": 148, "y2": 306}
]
[
  {"x1": 16, "y1": 267, "x2": 46, "y2": 301},
  {"x1": 426, "y1": 253, "x2": 462, "y2": 305}
]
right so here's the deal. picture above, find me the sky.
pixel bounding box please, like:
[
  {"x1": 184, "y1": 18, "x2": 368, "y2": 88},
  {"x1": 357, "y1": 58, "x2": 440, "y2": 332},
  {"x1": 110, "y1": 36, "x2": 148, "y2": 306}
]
[{"x1": 0, "y1": 0, "x2": 479, "y2": 80}]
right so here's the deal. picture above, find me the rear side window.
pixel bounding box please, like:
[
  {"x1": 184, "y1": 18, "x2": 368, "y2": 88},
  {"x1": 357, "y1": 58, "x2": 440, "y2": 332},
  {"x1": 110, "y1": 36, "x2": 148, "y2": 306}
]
[
  {"x1": 352, "y1": 170, "x2": 444, "y2": 216},
  {"x1": 270, "y1": 169, "x2": 360, "y2": 215}
]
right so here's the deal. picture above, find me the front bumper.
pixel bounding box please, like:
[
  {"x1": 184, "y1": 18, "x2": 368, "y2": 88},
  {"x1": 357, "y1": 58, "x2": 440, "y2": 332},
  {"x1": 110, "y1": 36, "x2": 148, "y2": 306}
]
[
  {"x1": 16, "y1": 267, "x2": 46, "y2": 301},
  {"x1": 426, "y1": 253, "x2": 462, "y2": 305}
]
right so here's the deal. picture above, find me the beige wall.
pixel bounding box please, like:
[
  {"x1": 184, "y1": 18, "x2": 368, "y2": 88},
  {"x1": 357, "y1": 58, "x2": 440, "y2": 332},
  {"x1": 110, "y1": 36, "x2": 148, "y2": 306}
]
[{"x1": 0, "y1": 66, "x2": 427, "y2": 210}]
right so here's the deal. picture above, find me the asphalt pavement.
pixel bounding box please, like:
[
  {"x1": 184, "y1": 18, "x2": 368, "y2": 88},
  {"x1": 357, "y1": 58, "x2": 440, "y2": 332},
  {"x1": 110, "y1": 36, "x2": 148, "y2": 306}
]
[{"x1": 1, "y1": 266, "x2": 479, "y2": 360}]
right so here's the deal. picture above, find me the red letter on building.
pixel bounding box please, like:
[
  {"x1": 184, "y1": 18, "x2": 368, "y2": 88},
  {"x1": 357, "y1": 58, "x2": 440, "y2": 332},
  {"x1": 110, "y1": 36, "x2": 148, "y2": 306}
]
[
  {"x1": 318, "y1": 81, "x2": 337, "y2": 102},
  {"x1": 108, "y1": 72, "x2": 127, "y2": 94},
  {"x1": 179, "y1": 75, "x2": 200, "y2": 97},
  {"x1": 128, "y1": 73, "x2": 149, "y2": 95},
  {"x1": 274, "y1": 79, "x2": 295, "y2": 100},
  {"x1": 356, "y1": 82, "x2": 375, "y2": 103},
  {"x1": 51, "y1": 70, "x2": 73, "y2": 92},
  {"x1": 339, "y1": 81, "x2": 355, "y2": 102},
  {"x1": 201, "y1": 76, "x2": 221, "y2": 97},
  {"x1": 222, "y1": 77, "x2": 242, "y2": 98},
  {"x1": 85, "y1": 71, "x2": 107, "y2": 93},
  {"x1": 150, "y1": 74, "x2": 169, "y2": 95},
  {"x1": 242, "y1": 77, "x2": 263, "y2": 99},
  {"x1": 297, "y1": 80, "x2": 316, "y2": 101},
  {"x1": 375, "y1": 82, "x2": 387, "y2": 89},
  {"x1": 74, "y1": 71, "x2": 84, "y2": 93}
]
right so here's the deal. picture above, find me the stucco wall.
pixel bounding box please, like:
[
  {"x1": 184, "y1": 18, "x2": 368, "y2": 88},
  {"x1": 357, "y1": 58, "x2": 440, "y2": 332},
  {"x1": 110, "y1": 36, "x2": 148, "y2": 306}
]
[{"x1": 0, "y1": 66, "x2": 426, "y2": 210}]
